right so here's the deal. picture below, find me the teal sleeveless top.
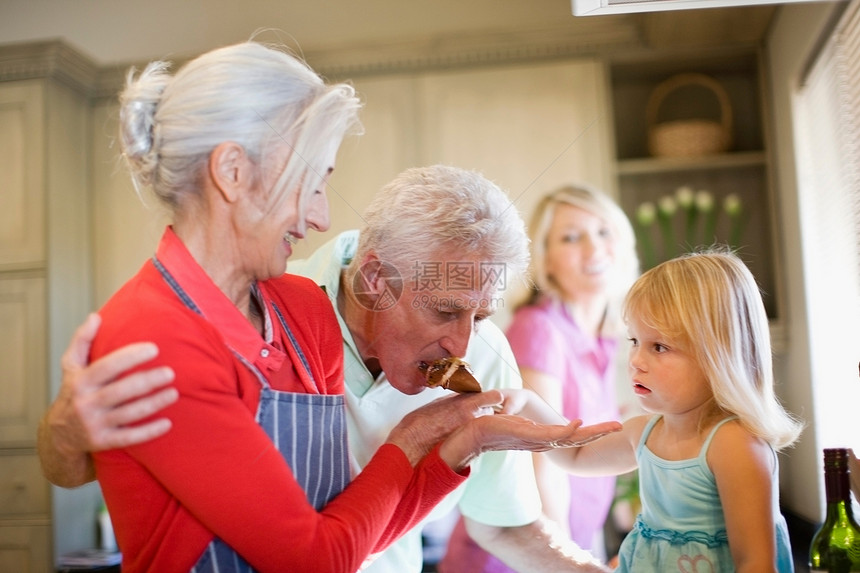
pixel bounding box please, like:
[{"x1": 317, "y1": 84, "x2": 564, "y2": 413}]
[{"x1": 615, "y1": 415, "x2": 794, "y2": 572}]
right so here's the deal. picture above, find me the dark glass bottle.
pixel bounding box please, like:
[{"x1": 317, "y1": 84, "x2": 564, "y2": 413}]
[{"x1": 809, "y1": 448, "x2": 860, "y2": 572}]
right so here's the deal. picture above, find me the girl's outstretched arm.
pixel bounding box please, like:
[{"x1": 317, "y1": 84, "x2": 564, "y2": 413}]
[
  {"x1": 709, "y1": 420, "x2": 779, "y2": 573},
  {"x1": 499, "y1": 389, "x2": 641, "y2": 477},
  {"x1": 545, "y1": 415, "x2": 643, "y2": 477}
]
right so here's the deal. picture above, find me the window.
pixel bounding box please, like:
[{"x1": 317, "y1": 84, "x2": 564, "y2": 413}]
[{"x1": 794, "y1": 0, "x2": 860, "y2": 474}]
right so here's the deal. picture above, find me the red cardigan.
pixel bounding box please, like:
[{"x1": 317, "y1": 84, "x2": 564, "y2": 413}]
[{"x1": 91, "y1": 229, "x2": 465, "y2": 572}]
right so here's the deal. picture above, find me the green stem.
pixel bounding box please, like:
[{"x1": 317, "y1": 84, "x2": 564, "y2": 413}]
[
  {"x1": 728, "y1": 212, "x2": 745, "y2": 248},
  {"x1": 685, "y1": 206, "x2": 699, "y2": 249},
  {"x1": 657, "y1": 213, "x2": 675, "y2": 260},
  {"x1": 702, "y1": 210, "x2": 718, "y2": 246},
  {"x1": 636, "y1": 223, "x2": 657, "y2": 270}
]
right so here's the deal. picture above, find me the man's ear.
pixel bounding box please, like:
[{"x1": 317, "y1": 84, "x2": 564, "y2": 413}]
[
  {"x1": 353, "y1": 252, "x2": 405, "y2": 311},
  {"x1": 208, "y1": 141, "x2": 249, "y2": 204},
  {"x1": 357, "y1": 252, "x2": 386, "y2": 296}
]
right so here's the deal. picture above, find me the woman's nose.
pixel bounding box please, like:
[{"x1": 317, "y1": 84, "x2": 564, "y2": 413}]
[
  {"x1": 583, "y1": 233, "x2": 604, "y2": 258},
  {"x1": 306, "y1": 191, "x2": 331, "y2": 232}
]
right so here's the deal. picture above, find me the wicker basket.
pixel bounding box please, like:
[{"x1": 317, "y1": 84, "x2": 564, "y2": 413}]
[{"x1": 646, "y1": 73, "x2": 733, "y2": 158}]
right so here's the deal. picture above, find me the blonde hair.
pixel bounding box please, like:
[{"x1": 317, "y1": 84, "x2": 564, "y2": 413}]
[
  {"x1": 525, "y1": 184, "x2": 639, "y2": 330},
  {"x1": 623, "y1": 249, "x2": 803, "y2": 449}
]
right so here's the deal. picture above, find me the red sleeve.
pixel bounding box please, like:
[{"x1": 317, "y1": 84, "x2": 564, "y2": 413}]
[
  {"x1": 373, "y1": 443, "x2": 470, "y2": 551},
  {"x1": 92, "y1": 273, "x2": 425, "y2": 573}
]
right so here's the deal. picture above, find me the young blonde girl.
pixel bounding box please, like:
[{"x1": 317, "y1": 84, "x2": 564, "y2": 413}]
[{"x1": 506, "y1": 250, "x2": 803, "y2": 572}]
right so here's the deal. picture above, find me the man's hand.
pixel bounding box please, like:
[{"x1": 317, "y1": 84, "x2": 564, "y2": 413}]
[
  {"x1": 466, "y1": 516, "x2": 612, "y2": 573},
  {"x1": 37, "y1": 313, "x2": 177, "y2": 487}
]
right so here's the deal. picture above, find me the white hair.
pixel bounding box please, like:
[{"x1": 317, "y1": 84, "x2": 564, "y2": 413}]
[
  {"x1": 118, "y1": 41, "x2": 362, "y2": 220},
  {"x1": 348, "y1": 165, "x2": 529, "y2": 292}
]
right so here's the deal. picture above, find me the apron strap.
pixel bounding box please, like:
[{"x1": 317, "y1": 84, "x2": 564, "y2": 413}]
[
  {"x1": 270, "y1": 301, "x2": 320, "y2": 394},
  {"x1": 152, "y1": 256, "x2": 321, "y2": 392},
  {"x1": 153, "y1": 256, "x2": 204, "y2": 316}
]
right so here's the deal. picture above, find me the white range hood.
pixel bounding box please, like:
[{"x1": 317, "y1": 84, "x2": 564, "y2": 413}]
[{"x1": 572, "y1": 0, "x2": 840, "y2": 16}]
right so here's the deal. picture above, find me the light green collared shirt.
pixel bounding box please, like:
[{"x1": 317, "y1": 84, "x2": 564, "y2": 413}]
[{"x1": 289, "y1": 231, "x2": 541, "y2": 573}]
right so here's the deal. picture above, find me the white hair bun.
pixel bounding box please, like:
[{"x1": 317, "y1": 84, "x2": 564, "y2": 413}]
[{"x1": 118, "y1": 61, "x2": 171, "y2": 187}]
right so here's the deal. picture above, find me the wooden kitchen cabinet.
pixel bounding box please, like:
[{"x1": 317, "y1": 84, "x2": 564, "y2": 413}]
[
  {"x1": 0, "y1": 80, "x2": 53, "y2": 572},
  {"x1": 0, "y1": 276, "x2": 47, "y2": 447},
  {"x1": 0, "y1": 43, "x2": 95, "y2": 571},
  {"x1": 0, "y1": 524, "x2": 51, "y2": 573},
  {"x1": 608, "y1": 49, "x2": 783, "y2": 324},
  {"x1": 0, "y1": 82, "x2": 45, "y2": 269}
]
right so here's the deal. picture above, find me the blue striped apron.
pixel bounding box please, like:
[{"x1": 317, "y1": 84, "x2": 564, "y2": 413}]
[{"x1": 152, "y1": 258, "x2": 350, "y2": 572}]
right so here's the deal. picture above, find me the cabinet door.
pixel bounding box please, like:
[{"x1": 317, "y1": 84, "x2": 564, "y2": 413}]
[
  {"x1": 0, "y1": 524, "x2": 51, "y2": 573},
  {"x1": 419, "y1": 60, "x2": 615, "y2": 219},
  {"x1": 0, "y1": 453, "x2": 50, "y2": 519},
  {"x1": 0, "y1": 82, "x2": 44, "y2": 269},
  {"x1": 0, "y1": 276, "x2": 46, "y2": 446}
]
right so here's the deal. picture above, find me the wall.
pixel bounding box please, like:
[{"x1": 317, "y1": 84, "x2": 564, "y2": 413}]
[
  {"x1": 45, "y1": 76, "x2": 99, "y2": 562},
  {"x1": 89, "y1": 99, "x2": 168, "y2": 307},
  {"x1": 766, "y1": 1, "x2": 843, "y2": 522}
]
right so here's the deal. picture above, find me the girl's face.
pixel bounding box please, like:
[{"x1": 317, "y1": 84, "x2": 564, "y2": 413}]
[
  {"x1": 544, "y1": 203, "x2": 617, "y2": 301},
  {"x1": 626, "y1": 314, "x2": 712, "y2": 416}
]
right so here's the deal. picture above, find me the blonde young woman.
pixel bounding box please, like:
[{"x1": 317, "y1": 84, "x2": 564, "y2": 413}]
[{"x1": 442, "y1": 185, "x2": 639, "y2": 571}]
